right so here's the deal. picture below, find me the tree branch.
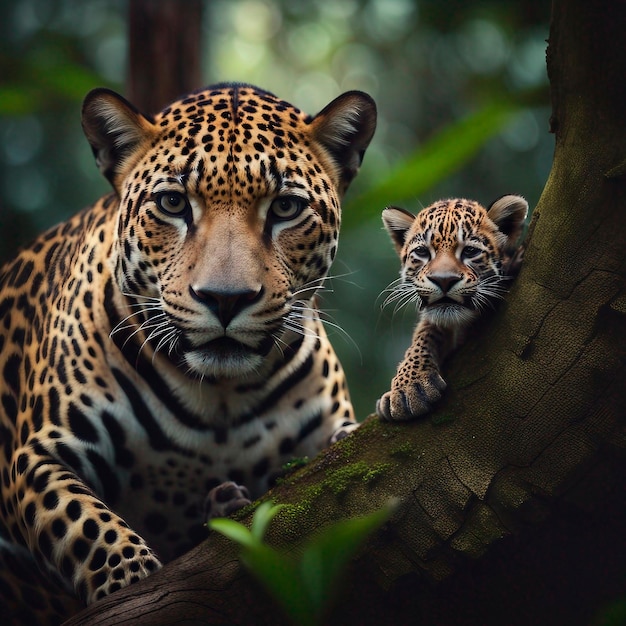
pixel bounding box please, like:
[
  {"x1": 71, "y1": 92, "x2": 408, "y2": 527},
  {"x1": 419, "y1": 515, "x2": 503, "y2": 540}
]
[{"x1": 65, "y1": 0, "x2": 626, "y2": 623}]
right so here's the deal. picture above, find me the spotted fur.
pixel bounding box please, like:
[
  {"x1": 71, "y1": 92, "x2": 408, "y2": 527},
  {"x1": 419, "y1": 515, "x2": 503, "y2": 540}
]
[
  {"x1": 0, "y1": 83, "x2": 376, "y2": 624},
  {"x1": 377, "y1": 195, "x2": 527, "y2": 421}
]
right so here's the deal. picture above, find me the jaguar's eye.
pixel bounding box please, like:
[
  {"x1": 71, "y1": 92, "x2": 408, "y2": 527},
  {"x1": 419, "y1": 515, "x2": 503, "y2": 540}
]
[
  {"x1": 269, "y1": 196, "x2": 307, "y2": 221},
  {"x1": 155, "y1": 192, "x2": 190, "y2": 217},
  {"x1": 411, "y1": 246, "x2": 430, "y2": 261},
  {"x1": 462, "y1": 245, "x2": 482, "y2": 260}
]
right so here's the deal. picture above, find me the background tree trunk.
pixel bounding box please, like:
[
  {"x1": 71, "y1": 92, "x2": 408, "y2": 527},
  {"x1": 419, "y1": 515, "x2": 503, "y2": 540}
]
[
  {"x1": 127, "y1": 0, "x2": 203, "y2": 114},
  {"x1": 64, "y1": 0, "x2": 626, "y2": 624}
]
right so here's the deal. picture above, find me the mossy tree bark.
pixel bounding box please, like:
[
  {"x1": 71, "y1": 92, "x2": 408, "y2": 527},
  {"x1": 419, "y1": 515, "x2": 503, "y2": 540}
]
[{"x1": 64, "y1": 0, "x2": 626, "y2": 624}]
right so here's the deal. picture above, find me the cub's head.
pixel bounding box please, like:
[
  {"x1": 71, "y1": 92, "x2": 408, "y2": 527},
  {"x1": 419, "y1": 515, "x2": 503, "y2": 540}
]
[
  {"x1": 382, "y1": 195, "x2": 528, "y2": 328},
  {"x1": 82, "y1": 83, "x2": 376, "y2": 378}
]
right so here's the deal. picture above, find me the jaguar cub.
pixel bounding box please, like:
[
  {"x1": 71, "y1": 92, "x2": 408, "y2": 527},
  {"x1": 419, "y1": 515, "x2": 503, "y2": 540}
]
[
  {"x1": 0, "y1": 83, "x2": 376, "y2": 624},
  {"x1": 377, "y1": 195, "x2": 528, "y2": 421}
]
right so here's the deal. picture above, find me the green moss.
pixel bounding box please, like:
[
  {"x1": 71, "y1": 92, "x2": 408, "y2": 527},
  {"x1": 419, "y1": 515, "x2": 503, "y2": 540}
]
[
  {"x1": 322, "y1": 461, "x2": 368, "y2": 495},
  {"x1": 299, "y1": 482, "x2": 324, "y2": 501},
  {"x1": 276, "y1": 501, "x2": 313, "y2": 524},
  {"x1": 390, "y1": 441, "x2": 416, "y2": 458},
  {"x1": 320, "y1": 461, "x2": 395, "y2": 495},
  {"x1": 330, "y1": 431, "x2": 359, "y2": 456},
  {"x1": 282, "y1": 456, "x2": 310, "y2": 473},
  {"x1": 230, "y1": 499, "x2": 260, "y2": 523},
  {"x1": 362, "y1": 463, "x2": 392, "y2": 483}
]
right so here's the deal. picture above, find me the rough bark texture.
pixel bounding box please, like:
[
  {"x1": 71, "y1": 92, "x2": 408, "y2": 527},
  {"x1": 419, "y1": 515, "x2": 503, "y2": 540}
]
[
  {"x1": 127, "y1": 0, "x2": 203, "y2": 114},
  {"x1": 65, "y1": 0, "x2": 626, "y2": 624}
]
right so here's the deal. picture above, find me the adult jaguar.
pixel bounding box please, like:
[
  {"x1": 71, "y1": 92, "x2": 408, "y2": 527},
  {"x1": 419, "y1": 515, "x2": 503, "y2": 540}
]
[
  {"x1": 377, "y1": 195, "x2": 527, "y2": 421},
  {"x1": 0, "y1": 83, "x2": 376, "y2": 624}
]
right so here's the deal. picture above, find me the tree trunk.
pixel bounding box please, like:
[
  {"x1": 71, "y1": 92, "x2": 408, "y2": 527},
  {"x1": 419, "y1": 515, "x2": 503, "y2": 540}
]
[
  {"x1": 127, "y1": 0, "x2": 203, "y2": 114},
  {"x1": 64, "y1": 0, "x2": 626, "y2": 624}
]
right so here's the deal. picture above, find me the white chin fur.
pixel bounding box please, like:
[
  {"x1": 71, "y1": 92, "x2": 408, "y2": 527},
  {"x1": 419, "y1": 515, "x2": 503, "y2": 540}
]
[
  {"x1": 423, "y1": 304, "x2": 478, "y2": 328},
  {"x1": 184, "y1": 350, "x2": 263, "y2": 379}
]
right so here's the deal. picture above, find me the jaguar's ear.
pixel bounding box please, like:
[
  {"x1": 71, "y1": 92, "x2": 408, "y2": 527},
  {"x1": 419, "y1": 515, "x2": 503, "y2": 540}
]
[
  {"x1": 82, "y1": 88, "x2": 155, "y2": 187},
  {"x1": 487, "y1": 194, "x2": 528, "y2": 246},
  {"x1": 310, "y1": 91, "x2": 377, "y2": 196},
  {"x1": 382, "y1": 206, "x2": 416, "y2": 256}
]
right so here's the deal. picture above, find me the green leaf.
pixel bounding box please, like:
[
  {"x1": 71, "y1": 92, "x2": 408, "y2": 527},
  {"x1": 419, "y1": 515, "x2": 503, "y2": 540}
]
[
  {"x1": 299, "y1": 507, "x2": 391, "y2": 616},
  {"x1": 208, "y1": 518, "x2": 258, "y2": 550},
  {"x1": 343, "y1": 100, "x2": 520, "y2": 227},
  {"x1": 33, "y1": 63, "x2": 104, "y2": 101},
  {"x1": 241, "y1": 545, "x2": 315, "y2": 626},
  {"x1": 250, "y1": 501, "x2": 286, "y2": 541},
  {"x1": 212, "y1": 503, "x2": 392, "y2": 625}
]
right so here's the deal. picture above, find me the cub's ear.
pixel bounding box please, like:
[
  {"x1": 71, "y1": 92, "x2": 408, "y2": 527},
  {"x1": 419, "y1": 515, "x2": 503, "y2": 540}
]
[
  {"x1": 487, "y1": 194, "x2": 528, "y2": 245},
  {"x1": 382, "y1": 206, "x2": 416, "y2": 256},
  {"x1": 310, "y1": 91, "x2": 377, "y2": 196},
  {"x1": 82, "y1": 88, "x2": 155, "y2": 187}
]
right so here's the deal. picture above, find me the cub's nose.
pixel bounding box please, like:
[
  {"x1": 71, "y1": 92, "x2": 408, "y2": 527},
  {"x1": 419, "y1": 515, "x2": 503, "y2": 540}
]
[
  {"x1": 189, "y1": 285, "x2": 263, "y2": 327},
  {"x1": 428, "y1": 274, "x2": 462, "y2": 294}
]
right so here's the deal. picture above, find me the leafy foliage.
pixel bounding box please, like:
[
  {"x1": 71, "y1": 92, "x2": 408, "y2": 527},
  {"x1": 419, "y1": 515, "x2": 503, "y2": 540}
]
[
  {"x1": 209, "y1": 502, "x2": 391, "y2": 626},
  {"x1": 343, "y1": 99, "x2": 519, "y2": 226}
]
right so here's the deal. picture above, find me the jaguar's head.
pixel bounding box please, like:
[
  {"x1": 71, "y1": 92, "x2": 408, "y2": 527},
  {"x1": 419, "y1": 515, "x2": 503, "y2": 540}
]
[{"x1": 82, "y1": 83, "x2": 376, "y2": 378}]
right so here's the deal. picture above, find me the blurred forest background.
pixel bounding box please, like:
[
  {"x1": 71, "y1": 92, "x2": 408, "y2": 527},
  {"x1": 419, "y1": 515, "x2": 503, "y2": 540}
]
[{"x1": 0, "y1": 0, "x2": 551, "y2": 418}]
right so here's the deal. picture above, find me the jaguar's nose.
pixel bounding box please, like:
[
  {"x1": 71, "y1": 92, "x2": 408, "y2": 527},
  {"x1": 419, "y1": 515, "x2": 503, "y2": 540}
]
[{"x1": 189, "y1": 285, "x2": 263, "y2": 327}]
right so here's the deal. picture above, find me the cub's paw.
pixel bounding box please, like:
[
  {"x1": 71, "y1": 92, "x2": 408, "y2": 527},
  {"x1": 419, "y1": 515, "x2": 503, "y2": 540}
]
[
  {"x1": 205, "y1": 481, "x2": 251, "y2": 520},
  {"x1": 376, "y1": 369, "x2": 447, "y2": 421},
  {"x1": 329, "y1": 420, "x2": 359, "y2": 444}
]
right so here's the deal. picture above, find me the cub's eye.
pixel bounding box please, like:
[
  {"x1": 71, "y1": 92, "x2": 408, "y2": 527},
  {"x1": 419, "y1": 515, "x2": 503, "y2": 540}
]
[
  {"x1": 461, "y1": 245, "x2": 482, "y2": 260},
  {"x1": 155, "y1": 192, "x2": 190, "y2": 217},
  {"x1": 411, "y1": 246, "x2": 430, "y2": 261},
  {"x1": 269, "y1": 196, "x2": 306, "y2": 221}
]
